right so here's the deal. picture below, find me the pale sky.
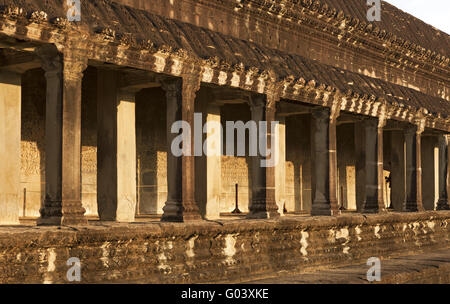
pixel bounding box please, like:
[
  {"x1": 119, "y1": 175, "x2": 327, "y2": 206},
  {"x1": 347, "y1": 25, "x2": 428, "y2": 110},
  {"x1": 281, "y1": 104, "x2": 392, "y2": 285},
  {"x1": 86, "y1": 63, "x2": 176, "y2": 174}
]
[{"x1": 384, "y1": 0, "x2": 450, "y2": 34}]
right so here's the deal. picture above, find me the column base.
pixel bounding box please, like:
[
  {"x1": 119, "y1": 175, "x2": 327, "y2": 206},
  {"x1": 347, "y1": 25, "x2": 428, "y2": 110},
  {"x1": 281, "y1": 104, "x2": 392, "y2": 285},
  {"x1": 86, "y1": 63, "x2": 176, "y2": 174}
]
[
  {"x1": 362, "y1": 200, "x2": 387, "y2": 213},
  {"x1": 311, "y1": 202, "x2": 341, "y2": 216},
  {"x1": 246, "y1": 211, "x2": 280, "y2": 220},
  {"x1": 362, "y1": 208, "x2": 387, "y2": 214},
  {"x1": 38, "y1": 200, "x2": 87, "y2": 226},
  {"x1": 404, "y1": 201, "x2": 425, "y2": 212},
  {"x1": 248, "y1": 198, "x2": 280, "y2": 219},
  {"x1": 161, "y1": 200, "x2": 203, "y2": 222},
  {"x1": 37, "y1": 215, "x2": 88, "y2": 226},
  {"x1": 437, "y1": 199, "x2": 450, "y2": 210}
]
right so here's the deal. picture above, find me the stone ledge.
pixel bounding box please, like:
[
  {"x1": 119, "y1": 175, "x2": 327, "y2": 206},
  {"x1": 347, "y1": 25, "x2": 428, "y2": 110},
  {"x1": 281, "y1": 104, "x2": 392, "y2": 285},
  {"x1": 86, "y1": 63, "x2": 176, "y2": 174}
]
[
  {"x1": 0, "y1": 211, "x2": 449, "y2": 283},
  {"x1": 242, "y1": 247, "x2": 450, "y2": 284}
]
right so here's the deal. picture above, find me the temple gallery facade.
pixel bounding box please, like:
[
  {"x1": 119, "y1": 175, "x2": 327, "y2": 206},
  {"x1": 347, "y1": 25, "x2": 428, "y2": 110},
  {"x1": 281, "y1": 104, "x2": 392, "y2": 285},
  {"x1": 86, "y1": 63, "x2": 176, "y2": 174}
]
[{"x1": 0, "y1": 0, "x2": 449, "y2": 226}]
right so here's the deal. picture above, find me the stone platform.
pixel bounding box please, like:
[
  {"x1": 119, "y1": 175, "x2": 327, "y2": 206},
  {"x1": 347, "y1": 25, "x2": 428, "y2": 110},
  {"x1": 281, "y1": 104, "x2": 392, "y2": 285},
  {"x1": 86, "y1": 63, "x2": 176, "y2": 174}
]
[
  {"x1": 243, "y1": 247, "x2": 450, "y2": 284},
  {"x1": 0, "y1": 211, "x2": 449, "y2": 283}
]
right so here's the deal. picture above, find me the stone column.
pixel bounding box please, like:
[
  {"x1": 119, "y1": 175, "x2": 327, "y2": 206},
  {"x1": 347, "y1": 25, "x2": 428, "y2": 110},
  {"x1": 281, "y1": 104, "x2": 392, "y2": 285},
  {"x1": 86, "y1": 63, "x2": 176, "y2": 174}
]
[
  {"x1": 437, "y1": 135, "x2": 450, "y2": 210},
  {"x1": 247, "y1": 94, "x2": 280, "y2": 219},
  {"x1": 357, "y1": 118, "x2": 386, "y2": 213},
  {"x1": 97, "y1": 69, "x2": 137, "y2": 222},
  {"x1": 310, "y1": 108, "x2": 339, "y2": 216},
  {"x1": 204, "y1": 102, "x2": 222, "y2": 219},
  {"x1": 390, "y1": 130, "x2": 406, "y2": 211},
  {"x1": 404, "y1": 125, "x2": 424, "y2": 212},
  {"x1": 0, "y1": 70, "x2": 21, "y2": 224},
  {"x1": 421, "y1": 135, "x2": 438, "y2": 210},
  {"x1": 161, "y1": 77, "x2": 202, "y2": 222},
  {"x1": 275, "y1": 116, "x2": 286, "y2": 215},
  {"x1": 37, "y1": 49, "x2": 88, "y2": 226}
]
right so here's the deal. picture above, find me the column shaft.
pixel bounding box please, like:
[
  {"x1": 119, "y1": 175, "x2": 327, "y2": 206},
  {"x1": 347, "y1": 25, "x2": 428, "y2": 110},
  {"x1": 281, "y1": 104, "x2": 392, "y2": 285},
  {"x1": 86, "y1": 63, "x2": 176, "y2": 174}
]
[
  {"x1": 0, "y1": 71, "x2": 21, "y2": 224},
  {"x1": 204, "y1": 103, "x2": 222, "y2": 219},
  {"x1": 437, "y1": 135, "x2": 449, "y2": 210},
  {"x1": 359, "y1": 118, "x2": 385, "y2": 213},
  {"x1": 247, "y1": 94, "x2": 280, "y2": 219},
  {"x1": 275, "y1": 116, "x2": 286, "y2": 215},
  {"x1": 97, "y1": 69, "x2": 137, "y2": 222},
  {"x1": 161, "y1": 77, "x2": 202, "y2": 222},
  {"x1": 310, "y1": 108, "x2": 339, "y2": 216},
  {"x1": 38, "y1": 50, "x2": 87, "y2": 225},
  {"x1": 404, "y1": 126, "x2": 424, "y2": 212}
]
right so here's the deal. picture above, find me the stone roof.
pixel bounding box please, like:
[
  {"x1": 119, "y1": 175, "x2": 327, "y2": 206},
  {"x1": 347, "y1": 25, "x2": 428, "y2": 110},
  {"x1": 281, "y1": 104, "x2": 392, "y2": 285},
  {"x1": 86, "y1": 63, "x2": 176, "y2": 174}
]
[
  {"x1": 0, "y1": 0, "x2": 448, "y2": 117},
  {"x1": 320, "y1": 0, "x2": 450, "y2": 58}
]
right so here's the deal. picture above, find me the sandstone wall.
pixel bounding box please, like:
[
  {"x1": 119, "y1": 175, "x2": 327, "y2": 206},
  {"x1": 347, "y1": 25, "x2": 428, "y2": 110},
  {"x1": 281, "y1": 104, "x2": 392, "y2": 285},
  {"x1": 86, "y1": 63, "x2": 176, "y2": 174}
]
[{"x1": 0, "y1": 211, "x2": 448, "y2": 283}]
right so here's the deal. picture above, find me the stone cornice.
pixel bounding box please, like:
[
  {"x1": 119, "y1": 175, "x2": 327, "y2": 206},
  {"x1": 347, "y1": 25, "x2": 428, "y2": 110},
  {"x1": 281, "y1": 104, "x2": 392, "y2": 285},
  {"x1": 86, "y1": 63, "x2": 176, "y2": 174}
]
[{"x1": 0, "y1": 7, "x2": 448, "y2": 132}]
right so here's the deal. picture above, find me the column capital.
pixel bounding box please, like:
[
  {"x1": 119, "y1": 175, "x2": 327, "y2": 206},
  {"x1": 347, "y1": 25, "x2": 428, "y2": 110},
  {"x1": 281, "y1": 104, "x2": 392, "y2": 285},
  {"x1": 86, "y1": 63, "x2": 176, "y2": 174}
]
[
  {"x1": 36, "y1": 45, "x2": 62, "y2": 76},
  {"x1": 160, "y1": 77, "x2": 182, "y2": 94},
  {"x1": 249, "y1": 93, "x2": 266, "y2": 111},
  {"x1": 330, "y1": 99, "x2": 343, "y2": 124},
  {"x1": 378, "y1": 104, "x2": 388, "y2": 128},
  {"x1": 415, "y1": 117, "x2": 426, "y2": 135},
  {"x1": 311, "y1": 107, "x2": 330, "y2": 121},
  {"x1": 63, "y1": 51, "x2": 88, "y2": 82},
  {"x1": 405, "y1": 124, "x2": 418, "y2": 137}
]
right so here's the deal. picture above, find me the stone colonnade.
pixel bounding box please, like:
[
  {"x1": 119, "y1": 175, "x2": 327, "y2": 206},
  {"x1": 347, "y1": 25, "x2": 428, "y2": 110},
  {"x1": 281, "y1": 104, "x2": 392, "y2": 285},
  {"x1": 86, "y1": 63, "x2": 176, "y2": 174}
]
[{"x1": 0, "y1": 48, "x2": 449, "y2": 225}]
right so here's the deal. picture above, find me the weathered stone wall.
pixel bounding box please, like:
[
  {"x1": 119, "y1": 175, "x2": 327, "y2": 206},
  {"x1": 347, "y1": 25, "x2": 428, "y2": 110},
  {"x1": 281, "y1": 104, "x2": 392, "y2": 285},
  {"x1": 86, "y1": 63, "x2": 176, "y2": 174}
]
[
  {"x1": 220, "y1": 104, "x2": 252, "y2": 213},
  {"x1": 136, "y1": 87, "x2": 168, "y2": 215},
  {"x1": 0, "y1": 211, "x2": 448, "y2": 283},
  {"x1": 337, "y1": 123, "x2": 357, "y2": 210},
  {"x1": 20, "y1": 68, "x2": 46, "y2": 218},
  {"x1": 112, "y1": 0, "x2": 448, "y2": 101},
  {"x1": 285, "y1": 114, "x2": 311, "y2": 212},
  {"x1": 81, "y1": 67, "x2": 99, "y2": 216}
]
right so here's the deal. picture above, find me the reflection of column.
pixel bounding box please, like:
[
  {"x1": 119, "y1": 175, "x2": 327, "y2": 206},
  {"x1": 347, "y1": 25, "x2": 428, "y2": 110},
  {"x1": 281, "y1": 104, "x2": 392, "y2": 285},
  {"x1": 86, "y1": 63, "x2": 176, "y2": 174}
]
[
  {"x1": 404, "y1": 125, "x2": 424, "y2": 212},
  {"x1": 97, "y1": 69, "x2": 137, "y2": 222},
  {"x1": 359, "y1": 118, "x2": 385, "y2": 213},
  {"x1": 310, "y1": 108, "x2": 339, "y2": 216},
  {"x1": 247, "y1": 94, "x2": 280, "y2": 219},
  {"x1": 161, "y1": 77, "x2": 202, "y2": 222},
  {"x1": 275, "y1": 117, "x2": 286, "y2": 215},
  {"x1": 38, "y1": 49, "x2": 88, "y2": 225},
  {"x1": 0, "y1": 70, "x2": 21, "y2": 224},
  {"x1": 437, "y1": 135, "x2": 449, "y2": 210}
]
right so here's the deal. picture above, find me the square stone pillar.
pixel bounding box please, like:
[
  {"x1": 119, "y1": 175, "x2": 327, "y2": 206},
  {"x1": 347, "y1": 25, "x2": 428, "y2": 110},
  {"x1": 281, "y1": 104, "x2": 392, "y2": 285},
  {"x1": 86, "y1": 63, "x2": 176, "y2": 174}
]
[
  {"x1": 97, "y1": 69, "x2": 137, "y2": 222},
  {"x1": 247, "y1": 93, "x2": 280, "y2": 219},
  {"x1": 275, "y1": 116, "x2": 286, "y2": 216},
  {"x1": 390, "y1": 130, "x2": 406, "y2": 211},
  {"x1": 404, "y1": 125, "x2": 424, "y2": 212},
  {"x1": 161, "y1": 77, "x2": 202, "y2": 222},
  {"x1": 356, "y1": 118, "x2": 386, "y2": 213},
  {"x1": 437, "y1": 134, "x2": 450, "y2": 210},
  {"x1": 310, "y1": 108, "x2": 339, "y2": 216},
  {"x1": 37, "y1": 48, "x2": 88, "y2": 226},
  {"x1": 421, "y1": 135, "x2": 438, "y2": 210},
  {"x1": 204, "y1": 103, "x2": 222, "y2": 219},
  {"x1": 0, "y1": 71, "x2": 21, "y2": 225}
]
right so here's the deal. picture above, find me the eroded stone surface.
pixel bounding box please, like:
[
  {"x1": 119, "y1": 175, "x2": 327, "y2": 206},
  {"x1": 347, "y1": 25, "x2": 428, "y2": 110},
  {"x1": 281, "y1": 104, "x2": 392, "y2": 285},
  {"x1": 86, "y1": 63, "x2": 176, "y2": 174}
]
[{"x1": 0, "y1": 211, "x2": 448, "y2": 283}]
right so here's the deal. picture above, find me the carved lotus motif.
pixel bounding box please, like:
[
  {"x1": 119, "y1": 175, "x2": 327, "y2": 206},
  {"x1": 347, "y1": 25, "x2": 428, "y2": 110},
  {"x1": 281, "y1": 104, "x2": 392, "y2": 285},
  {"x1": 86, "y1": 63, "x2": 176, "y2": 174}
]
[{"x1": 29, "y1": 11, "x2": 48, "y2": 23}]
